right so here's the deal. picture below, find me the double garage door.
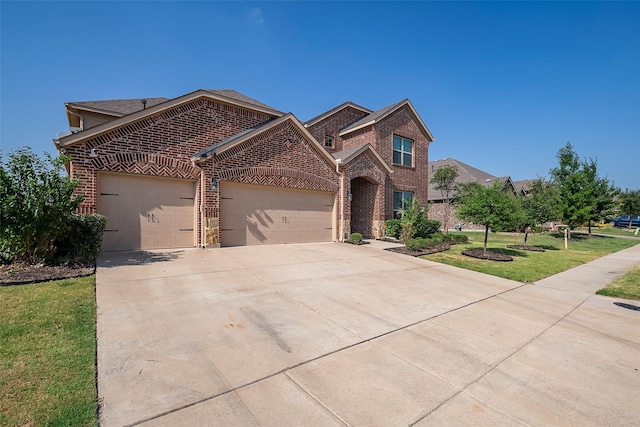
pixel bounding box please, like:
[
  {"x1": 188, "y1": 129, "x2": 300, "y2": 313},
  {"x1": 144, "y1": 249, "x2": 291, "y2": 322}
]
[
  {"x1": 99, "y1": 173, "x2": 196, "y2": 252},
  {"x1": 98, "y1": 175, "x2": 334, "y2": 251},
  {"x1": 220, "y1": 182, "x2": 334, "y2": 246}
]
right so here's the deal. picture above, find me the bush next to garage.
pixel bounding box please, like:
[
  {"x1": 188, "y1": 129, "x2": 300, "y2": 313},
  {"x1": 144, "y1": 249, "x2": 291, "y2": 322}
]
[
  {"x1": 0, "y1": 147, "x2": 82, "y2": 264},
  {"x1": 349, "y1": 232, "x2": 363, "y2": 244},
  {"x1": 53, "y1": 214, "x2": 106, "y2": 265}
]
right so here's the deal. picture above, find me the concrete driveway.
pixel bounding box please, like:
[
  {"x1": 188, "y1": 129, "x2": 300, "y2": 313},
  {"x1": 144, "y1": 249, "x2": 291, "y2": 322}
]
[{"x1": 96, "y1": 241, "x2": 640, "y2": 426}]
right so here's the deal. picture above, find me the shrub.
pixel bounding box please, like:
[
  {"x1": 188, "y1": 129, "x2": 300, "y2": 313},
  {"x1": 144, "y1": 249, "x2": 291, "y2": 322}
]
[
  {"x1": 0, "y1": 148, "x2": 82, "y2": 264},
  {"x1": 414, "y1": 218, "x2": 441, "y2": 238},
  {"x1": 349, "y1": 232, "x2": 363, "y2": 244},
  {"x1": 406, "y1": 237, "x2": 436, "y2": 251},
  {"x1": 385, "y1": 219, "x2": 402, "y2": 239},
  {"x1": 405, "y1": 238, "x2": 421, "y2": 251},
  {"x1": 53, "y1": 214, "x2": 106, "y2": 264},
  {"x1": 430, "y1": 233, "x2": 444, "y2": 243},
  {"x1": 452, "y1": 234, "x2": 468, "y2": 243}
]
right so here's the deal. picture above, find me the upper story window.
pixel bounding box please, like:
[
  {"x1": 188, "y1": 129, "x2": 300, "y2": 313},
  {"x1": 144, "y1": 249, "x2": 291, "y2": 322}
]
[
  {"x1": 325, "y1": 135, "x2": 334, "y2": 148},
  {"x1": 393, "y1": 135, "x2": 413, "y2": 167},
  {"x1": 393, "y1": 190, "x2": 413, "y2": 218}
]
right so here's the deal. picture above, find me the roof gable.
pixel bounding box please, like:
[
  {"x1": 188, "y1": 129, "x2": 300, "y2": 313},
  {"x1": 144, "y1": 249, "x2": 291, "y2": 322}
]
[
  {"x1": 192, "y1": 113, "x2": 337, "y2": 167},
  {"x1": 304, "y1": 101, "x2": 372, "y2": 128},
  {"x1": 332, "y1": 144, "x2": 393, "y2": 175},
  {"x1": 338, "y1": 99, "x2": 435, "y2": 141},
  {"x1": 56, "y1": 89, "x2": 284, "y2": 148}
]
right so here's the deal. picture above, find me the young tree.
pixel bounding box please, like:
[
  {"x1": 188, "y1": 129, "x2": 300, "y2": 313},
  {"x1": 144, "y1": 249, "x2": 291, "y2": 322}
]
[
  {"x1": 455, "y1": 181, "x2": 521, "y2": 254},
  {"x1": 550, "y1": 143, "x2": 619, "y2": 236},
  {"x1": 0, "y1": 147, "x2": 82, "y2": 263},
  {"x1": 520, "y1": 179, "x2": 562, "y2": 245},
  {"x1": 430, "y1": 164, "x2": 458, "y2": 235},
  {"x1": 619, "y1": 189, "x2": 640, "y2": 229},
  {"x1": 588, "y1": 174, "x2": 619, "y2": 234}
]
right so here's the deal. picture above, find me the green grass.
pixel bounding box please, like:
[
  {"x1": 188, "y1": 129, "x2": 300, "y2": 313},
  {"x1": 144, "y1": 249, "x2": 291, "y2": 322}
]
[
  {"x1": 0, "y1": 276, "x2": 98, "y2": 426},
  {"x1": 575, "y1": 226, "x2": 640, "y2": 238},
  {"x1": 422, "y1": 232, "x2": 639, "y2": 283},
  {"x1": 597, "y1": 262, "x2": 640, "y2": 300}
]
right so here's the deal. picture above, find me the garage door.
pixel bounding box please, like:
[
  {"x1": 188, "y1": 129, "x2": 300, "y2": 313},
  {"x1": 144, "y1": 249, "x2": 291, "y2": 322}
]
[
  {"x1": 99, "y1": 173, "x2": 196, "y2": 251},
  {"x1": 220, "y1": 182, "x2": 334, "y2": 246}
]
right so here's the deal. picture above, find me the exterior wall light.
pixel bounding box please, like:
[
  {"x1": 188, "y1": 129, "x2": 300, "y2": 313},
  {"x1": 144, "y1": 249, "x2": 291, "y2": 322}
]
[
  {"x1": 347, "y1": 190, "x2": 353, "y2": 202},
  {"x1": 210, "y1": 176, "x2": 218, "y2": 192}
]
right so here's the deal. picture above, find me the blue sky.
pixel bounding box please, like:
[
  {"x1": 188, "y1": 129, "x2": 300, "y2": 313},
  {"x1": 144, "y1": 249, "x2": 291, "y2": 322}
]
[{"x1": 2, "y1": 1, "x2": 639, "y2": 190}]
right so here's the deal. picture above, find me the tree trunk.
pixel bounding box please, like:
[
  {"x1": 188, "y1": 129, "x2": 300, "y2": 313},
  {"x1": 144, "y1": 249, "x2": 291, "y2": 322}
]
[
  {"x1": 523, "y1": 227, "x2": 529, "y2": 246},
  {"x1": 588, "y1": 219, "x2": 592, "y2": 236},
  {"x1": 483, "y1": 225, "x2": 489, "y2": 254}
]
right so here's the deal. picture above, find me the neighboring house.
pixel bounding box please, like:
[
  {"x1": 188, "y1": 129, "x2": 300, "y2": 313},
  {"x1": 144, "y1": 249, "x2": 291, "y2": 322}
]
[
  {"x1": 53, "y1": 89, "x2": 434, "y2": 250},
  {"x1": 513, "y1": 179, "x2": 536, "y2": 196},
  {"x1": 427, "y1": 158, "x2": 518, "y2": 230}
]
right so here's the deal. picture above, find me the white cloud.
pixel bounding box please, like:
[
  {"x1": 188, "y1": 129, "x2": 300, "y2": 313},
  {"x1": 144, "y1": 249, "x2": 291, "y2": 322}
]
[{"x1": 246, "y1": 7, "x2": 264, "y2": 25}]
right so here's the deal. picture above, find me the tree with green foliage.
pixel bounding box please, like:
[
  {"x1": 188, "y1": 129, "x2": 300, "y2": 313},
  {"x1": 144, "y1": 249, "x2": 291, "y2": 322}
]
[
  {"x1": 520, "y1": 178, "x2": 562, "y2": 245},
  {"x1": 588, "y1": 174, "x2": 619, "y2": 234},
  {"x1": 455, "y1": 181, "x2": 521, "y2": 254},
  {"x1": 430, "y1": 164, "x2": 458, "y2": 235},
  {"x1": 619, "y1": 189, "x2": 640, "y2": 229},
  {"x1": 550, "y1": 142, "x2": 619, "y2": 236},
  {"x1": 0, "y1": 147, "x2": 82, "y2": 263}
]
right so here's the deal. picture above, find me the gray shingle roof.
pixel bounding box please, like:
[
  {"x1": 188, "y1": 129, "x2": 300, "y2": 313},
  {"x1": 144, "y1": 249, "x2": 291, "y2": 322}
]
[
  {"x1": 428, "y1": 158, "x2": 502, "y2": 201},
  {"x1": 513, "y1": 179, "x2": 537, "y2": 194},
  {"x1": 304, "y1": 101, "x2": 372, "y2": 127},
  {"x1": 203, "y1": 89, "x2": 282, "y2": 114},
  {"x1": 66, "y1": 97, "x2": 169, "y2": 116},
  {"x1": 339, "y1": 99, "x2": 407, "y2": 135}
]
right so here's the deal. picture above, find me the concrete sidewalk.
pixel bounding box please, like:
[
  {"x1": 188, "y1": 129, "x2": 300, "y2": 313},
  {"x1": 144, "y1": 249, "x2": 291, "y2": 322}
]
[{"x1": 96, "y1": 242, "x2": 640, "y2": 426}]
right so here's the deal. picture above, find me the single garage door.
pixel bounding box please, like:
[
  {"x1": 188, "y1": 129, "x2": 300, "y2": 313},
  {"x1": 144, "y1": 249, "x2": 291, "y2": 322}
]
[
  {"x1": 220, "y1": 182, "x2": 334, "y2": 246},
  {"x1": 99, "y1": 173, "x2": 196, "y2": 251}
]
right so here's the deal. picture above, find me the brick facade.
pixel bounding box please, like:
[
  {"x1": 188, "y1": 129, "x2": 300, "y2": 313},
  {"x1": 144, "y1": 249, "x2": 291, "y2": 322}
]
[
  {"x1": 57, "y1": 91, "x2": 433, "y2": 247},
  {"x1": 306, "y1": 106, "x2": 369, "y2": 153}
]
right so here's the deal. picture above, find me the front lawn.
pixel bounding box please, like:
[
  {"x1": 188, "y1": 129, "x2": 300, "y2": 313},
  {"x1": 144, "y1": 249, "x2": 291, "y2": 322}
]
[
  {"x1": 0, "y1": 276, "x2": 98, "y2": 426},
  {"x1": 597, "y1": 262, "x2": 640, "y2": 300},
  {"x1": 575, "y1": 226, "x2": 640, "y2": 238},
  {"x1": 422, "y1": 232, "x2": 638, "y2": 283}
]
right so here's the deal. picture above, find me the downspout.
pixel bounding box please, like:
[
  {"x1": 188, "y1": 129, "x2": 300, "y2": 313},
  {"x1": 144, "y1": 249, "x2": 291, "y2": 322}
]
[
  {"x1": 337, "y1": 159, "x2": 344, "y2": 242},
  {"x1": 200, "y1": 167, "x2": 206, "y2": 248}
]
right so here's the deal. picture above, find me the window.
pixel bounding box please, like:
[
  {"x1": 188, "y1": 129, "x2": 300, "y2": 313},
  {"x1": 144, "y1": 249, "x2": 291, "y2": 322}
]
[
  {"x1": 325, "y1": 135, "x2": 334, "y2": 148},
  {"x1": 393, "y1": 135, "x2": 413, "y2": 166},
  {"x1": 393, "y1": 190, "x2": 413, "y2": 218}
]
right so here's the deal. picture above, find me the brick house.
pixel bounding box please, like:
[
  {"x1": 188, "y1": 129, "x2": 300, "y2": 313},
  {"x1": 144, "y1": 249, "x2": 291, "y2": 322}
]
[
  {"x1": 427, "y1": 158, "x2": 517, "y2": 230},
  {"x1": 54, "y1": 89, "x2": 434, "y2": 250}
]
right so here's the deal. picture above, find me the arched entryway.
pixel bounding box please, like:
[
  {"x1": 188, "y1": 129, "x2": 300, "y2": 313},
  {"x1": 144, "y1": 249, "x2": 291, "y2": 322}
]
[{"x1": 349, "y1": 176, "x2": 378, "y2": 238}]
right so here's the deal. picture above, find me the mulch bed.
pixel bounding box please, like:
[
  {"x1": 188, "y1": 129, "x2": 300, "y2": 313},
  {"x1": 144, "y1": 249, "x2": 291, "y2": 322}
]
[
  {"x1": 385, "y1": 242, "x2": 453, "y2": 257},
  {"x1": 506, "y1": 244, "x2": 545, "y2": 252},
  {"x1": 0, "y1": 263, "x2": 95, "y2": 286},
  {"x1": 462, "y1": 249, "x2": 513, "y2": 261}
]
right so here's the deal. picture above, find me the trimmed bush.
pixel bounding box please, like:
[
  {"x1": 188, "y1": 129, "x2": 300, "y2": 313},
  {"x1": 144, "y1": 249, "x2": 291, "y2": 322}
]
[
  {"x1": 406, "y1": 237, "x2": 437, "y2": 251},
  {"x1": 53, "y1": 214, "x2": 106, "y2": 264},
  {"x1": 385, "y1": 219, "x2": 402, "y2": 239},
  {"x1": 452, "y1": 234, "x2": 468, "y2": 243},
  {"x1": 349, "y1": 232, "x2": 363, "y2": 244},
  {"x1": 413, "y1": 218, "x2": 441, "y2": 238},
  {"x1": 430, "y1": 233, "x2": 444, "y2": 243}
]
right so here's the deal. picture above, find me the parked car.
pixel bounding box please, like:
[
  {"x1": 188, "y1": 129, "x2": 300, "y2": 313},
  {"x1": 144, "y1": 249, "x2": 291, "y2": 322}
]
[{"x1": 609, "y1": 215, "x2": 640, "y2": 227}]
